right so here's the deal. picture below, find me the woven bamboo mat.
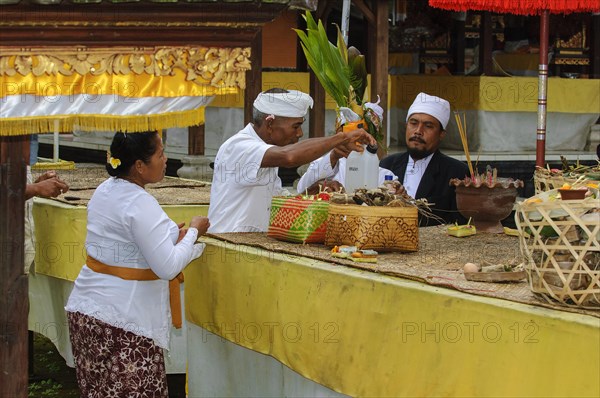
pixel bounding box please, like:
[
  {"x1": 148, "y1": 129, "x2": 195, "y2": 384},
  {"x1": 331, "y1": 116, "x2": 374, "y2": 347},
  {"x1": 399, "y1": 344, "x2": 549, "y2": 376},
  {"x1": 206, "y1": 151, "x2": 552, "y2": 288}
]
[
  {"x1": 35, "y1": 164, "x2": 211, "y2": 206},
  {"x1": 208, "y1": 227, "x2": 600, "y2": 318}
]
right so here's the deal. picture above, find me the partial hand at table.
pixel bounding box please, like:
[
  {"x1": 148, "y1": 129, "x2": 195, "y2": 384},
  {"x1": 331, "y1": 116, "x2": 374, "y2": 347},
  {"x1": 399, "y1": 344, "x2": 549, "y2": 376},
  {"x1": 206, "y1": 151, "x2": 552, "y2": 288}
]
[
  {"x1": 190, "y1": 216, "x2": 210, "y2": 236},
  {"x1": 305, "y1": 178, "x2": 345, "y2": 195},
  {"x1": 26, "y1": 174, "x2": 70, "y2": 199}
]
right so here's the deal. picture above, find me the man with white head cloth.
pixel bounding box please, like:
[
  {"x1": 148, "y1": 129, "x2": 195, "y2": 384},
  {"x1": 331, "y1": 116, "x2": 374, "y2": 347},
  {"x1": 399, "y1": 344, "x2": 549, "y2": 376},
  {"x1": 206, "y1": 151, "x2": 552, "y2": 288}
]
[
  {"x1": 380, "y1": 92, "x2": 469, "y2": 226},
  {"x1": 208, "y1": 88, "x2": 375, "y2": 233}
]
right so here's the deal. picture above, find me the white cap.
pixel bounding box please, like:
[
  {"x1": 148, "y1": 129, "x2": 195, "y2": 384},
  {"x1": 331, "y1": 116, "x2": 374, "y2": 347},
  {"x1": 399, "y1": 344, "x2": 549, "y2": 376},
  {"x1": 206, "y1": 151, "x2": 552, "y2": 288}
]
[
  {"x1": 253, "y1": 90, "x2": 314, "y2": 118},
  {"x1": 406, "y1": 92, "x2": 451, "y2": 129}
]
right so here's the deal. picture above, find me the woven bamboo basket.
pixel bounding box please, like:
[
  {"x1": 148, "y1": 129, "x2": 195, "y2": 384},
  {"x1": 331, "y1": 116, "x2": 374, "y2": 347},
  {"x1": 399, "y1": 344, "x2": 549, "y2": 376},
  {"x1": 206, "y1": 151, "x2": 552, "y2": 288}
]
[
  {"x1": 533, "y1": 168, "x2": 579, "y2": 194},
  {"x1": 515, "y1": 191, "x2": 600, "y2": 307},
  {"x1": 324, "y1": 203, "x2": 419, "y2": 252}
]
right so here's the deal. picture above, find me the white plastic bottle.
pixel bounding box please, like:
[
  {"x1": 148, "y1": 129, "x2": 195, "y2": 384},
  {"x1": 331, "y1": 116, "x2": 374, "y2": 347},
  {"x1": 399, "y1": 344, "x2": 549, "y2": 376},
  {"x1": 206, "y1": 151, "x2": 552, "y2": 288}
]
[{"x1": 345, "y1": 144, "x2": 379, "y2": 193}]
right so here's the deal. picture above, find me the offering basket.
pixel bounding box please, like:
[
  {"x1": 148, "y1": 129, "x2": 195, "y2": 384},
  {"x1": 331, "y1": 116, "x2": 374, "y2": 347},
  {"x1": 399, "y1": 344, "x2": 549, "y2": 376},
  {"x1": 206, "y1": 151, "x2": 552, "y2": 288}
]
[
  {"x1": 268, "y1": 196, "x2": 330, "y2": 244},
  {"x1": 324, "y1": 203, "x2": 418, "y2": 252},
  {"x1": 515, "y1": 190, "x2": 600, "y2": 307}
]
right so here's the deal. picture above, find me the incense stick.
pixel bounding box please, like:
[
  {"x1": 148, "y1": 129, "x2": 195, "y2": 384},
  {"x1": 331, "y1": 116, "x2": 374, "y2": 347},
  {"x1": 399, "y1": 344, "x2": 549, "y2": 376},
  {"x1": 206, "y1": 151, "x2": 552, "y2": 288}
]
[{"x1": 454, "y1": 111, "x2": 474, "y2": 178}]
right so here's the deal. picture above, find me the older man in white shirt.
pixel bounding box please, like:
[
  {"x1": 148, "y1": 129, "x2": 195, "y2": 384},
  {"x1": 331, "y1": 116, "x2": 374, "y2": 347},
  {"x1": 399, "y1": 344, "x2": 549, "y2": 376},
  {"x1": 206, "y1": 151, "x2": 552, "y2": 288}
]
[{"x1": 208, "y1": 88, "x2": 376, "y2": 233}]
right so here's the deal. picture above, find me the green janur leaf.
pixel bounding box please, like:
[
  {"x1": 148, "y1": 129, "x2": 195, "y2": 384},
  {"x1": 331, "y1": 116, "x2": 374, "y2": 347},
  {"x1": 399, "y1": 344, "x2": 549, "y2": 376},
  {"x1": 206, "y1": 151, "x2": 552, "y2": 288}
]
[
  {"x1": 336, "y1": 24, "x2": 348, "y2": 66},
  {"x1": 348, "y1": 49, "x2": 367, "y2": 104},
  {"x1": 295, "y1": 11, "x2": 365, "y2": 109},
  {"x1": 296, "y1": 12, "x2": 385, "y2": 147}
]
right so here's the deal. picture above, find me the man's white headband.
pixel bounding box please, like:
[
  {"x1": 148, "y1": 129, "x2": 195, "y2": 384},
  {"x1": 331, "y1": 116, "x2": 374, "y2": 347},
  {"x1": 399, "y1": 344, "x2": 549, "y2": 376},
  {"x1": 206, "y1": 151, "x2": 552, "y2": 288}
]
[
  {"x1": 406, "y1": 92, "x2": 451, "y2": 129},
  {"x1": 253, "y1": 90, "x2": 314, "y2": 118}
]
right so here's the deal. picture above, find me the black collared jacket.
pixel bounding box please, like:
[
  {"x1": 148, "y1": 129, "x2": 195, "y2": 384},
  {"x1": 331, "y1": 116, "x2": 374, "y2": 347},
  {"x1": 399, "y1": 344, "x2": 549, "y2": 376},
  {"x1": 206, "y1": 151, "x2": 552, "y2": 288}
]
[{"x1": 380, "y1": 150, "x2": 469, "y2": 226}]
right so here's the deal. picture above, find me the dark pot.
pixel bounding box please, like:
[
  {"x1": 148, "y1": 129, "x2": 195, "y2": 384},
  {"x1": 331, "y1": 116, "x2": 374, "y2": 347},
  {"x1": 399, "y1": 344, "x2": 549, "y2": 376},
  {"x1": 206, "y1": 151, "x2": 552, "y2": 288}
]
[{"x1": 451, "y1": 178, "x2": 523, "y2": 233}]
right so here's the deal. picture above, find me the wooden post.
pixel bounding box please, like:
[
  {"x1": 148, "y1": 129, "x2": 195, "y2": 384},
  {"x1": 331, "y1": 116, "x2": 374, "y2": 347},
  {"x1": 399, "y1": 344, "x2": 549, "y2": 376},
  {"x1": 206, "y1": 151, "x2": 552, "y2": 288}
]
[
  {"x1": 309, "y1": 71, "x2": 326, "y2": 137},
  {"x1": 453, "y1": 15, "x2": 466, "y2": 75},
  {"x1": 306, "y1": 3, "x2": 334, "y2": 138},
  {"x1": 479, "y1": 12, "x2": 493, "y2": 76},
  {"x1": 0, "y1": 135, "x2": 29, "y2": 398},
  {"x1": 188, "y1": 125, "x2": 205, "y2": 156},
  {"x1": 245, "y1": 29, "x2": 263, "y2": 125},
  {"x1": 592, "y1": 13, "x2": 600, "y2": 79},
  {"x1": 368, "y1": 0, "x2": 389, "y2": 153},
  {"x1": 296, "y1": 12, "x2": 308, "y2": 72}
]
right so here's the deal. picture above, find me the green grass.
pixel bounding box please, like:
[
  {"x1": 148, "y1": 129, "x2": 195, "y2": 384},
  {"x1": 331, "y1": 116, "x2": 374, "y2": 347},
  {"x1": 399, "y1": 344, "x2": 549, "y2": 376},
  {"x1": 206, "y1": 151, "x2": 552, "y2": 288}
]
[
  {"x1": 28, "y1": 379, "x2": 64, "y2": 397},
  {"x1": 28, "y1": 332, "x2": 79, "y2": 398}
]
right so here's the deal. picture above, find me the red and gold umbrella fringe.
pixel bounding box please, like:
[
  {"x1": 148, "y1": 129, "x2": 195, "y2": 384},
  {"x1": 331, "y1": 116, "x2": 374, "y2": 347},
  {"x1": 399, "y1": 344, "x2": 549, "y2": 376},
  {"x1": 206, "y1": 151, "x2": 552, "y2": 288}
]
[{"x1": 429, "y1": 0, "x2": 600, "y2": 15}]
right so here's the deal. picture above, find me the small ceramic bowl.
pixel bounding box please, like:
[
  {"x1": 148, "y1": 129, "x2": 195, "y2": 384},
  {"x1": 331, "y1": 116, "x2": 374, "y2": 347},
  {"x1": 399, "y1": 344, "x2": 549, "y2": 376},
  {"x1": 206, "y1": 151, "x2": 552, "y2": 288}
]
[{"x1": 558, "y1": 188, "x2": 587, "y2": 200}]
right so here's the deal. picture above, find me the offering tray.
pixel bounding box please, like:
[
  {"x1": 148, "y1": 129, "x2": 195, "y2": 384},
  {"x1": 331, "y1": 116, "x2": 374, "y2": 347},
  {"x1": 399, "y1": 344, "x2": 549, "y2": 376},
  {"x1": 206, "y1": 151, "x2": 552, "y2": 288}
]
[{"x1": 464, "y1": 270, "x2": 527, "y2": 283}]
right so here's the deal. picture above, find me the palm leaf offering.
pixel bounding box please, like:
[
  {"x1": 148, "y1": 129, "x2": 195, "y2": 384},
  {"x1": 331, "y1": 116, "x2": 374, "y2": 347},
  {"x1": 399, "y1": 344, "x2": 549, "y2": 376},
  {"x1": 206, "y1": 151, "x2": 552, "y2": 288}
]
[{"x1": 295, "y1": 11, "x2": 383, "y2": 144}]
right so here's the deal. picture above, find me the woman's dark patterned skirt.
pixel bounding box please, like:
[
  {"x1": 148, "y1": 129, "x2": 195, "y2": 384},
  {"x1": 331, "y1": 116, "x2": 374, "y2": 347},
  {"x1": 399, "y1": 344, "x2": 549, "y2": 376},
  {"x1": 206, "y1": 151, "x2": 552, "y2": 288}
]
[{"x1": 67, "y1": 311, "x2": 168, "y2": 398}]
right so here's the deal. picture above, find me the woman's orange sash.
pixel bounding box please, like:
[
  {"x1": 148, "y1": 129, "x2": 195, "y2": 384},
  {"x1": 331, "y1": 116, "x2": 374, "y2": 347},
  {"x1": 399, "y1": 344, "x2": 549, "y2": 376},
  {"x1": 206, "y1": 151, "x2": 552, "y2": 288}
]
[{"x1": 86, "y1": 256, "x2": 184, "y2": 328}]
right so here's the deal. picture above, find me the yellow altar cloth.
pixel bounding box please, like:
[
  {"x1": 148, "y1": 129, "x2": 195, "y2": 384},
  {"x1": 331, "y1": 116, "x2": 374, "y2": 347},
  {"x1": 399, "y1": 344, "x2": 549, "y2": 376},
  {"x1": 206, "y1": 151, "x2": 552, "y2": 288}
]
[
  {"x1": 202, "y1": 72, "x2": 599, "y2": 152},
  {"x1": 208, "y1": 72, "x2": 599, "y2": 115},
  {"x1": 390, "y1": 75, "x2": 600, "y2": 113},
  {"x1": 185, "y1": 236, "x2": 600, "y2": 398},
  {"x1": 32, "y1": 198, "x2": 208, "y2": 281},
  {"x1": 493, "y1": 52, "x2": 539, "y2": 74}
]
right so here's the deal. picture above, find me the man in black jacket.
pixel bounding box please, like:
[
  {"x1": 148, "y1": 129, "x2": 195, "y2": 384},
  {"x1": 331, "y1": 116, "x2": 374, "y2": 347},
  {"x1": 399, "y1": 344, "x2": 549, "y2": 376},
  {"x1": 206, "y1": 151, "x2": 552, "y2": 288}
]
[{"x1": 380, "y1": 92, "x2": 469, "y2": 226}]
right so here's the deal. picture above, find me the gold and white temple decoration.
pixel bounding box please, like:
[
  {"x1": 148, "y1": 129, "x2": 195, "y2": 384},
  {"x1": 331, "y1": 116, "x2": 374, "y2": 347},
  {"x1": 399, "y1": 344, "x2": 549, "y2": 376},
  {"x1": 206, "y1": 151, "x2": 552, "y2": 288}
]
[{"x1": 0, "y1": 46, "x2": 252, "y2": 135}]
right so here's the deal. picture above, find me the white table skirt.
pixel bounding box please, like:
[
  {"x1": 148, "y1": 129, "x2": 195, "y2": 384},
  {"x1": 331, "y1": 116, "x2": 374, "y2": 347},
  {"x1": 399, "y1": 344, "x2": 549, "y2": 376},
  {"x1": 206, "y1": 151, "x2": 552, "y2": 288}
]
[
  {"x1": 186, "y1": 322, "x2": 347, "y2": 398},
  {"x1": 28, "y1": 272, "x2": 188, "y2": 373}
]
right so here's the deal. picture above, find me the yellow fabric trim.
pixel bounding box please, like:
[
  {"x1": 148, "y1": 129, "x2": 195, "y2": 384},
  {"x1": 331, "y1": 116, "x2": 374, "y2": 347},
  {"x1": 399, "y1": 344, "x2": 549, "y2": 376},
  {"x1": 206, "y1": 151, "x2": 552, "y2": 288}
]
[
  {"x1": 1, "y1": 69, "x2": 237, "y2": 98},
  {"x1": 0, "y1": 108, "x2": 206, "y2": 136},
  {"x1": 185, "y1": 238, "x2": 600, "y2": 398},
  {"x1": 210, "y1": 71, "x2": 339, "y2": 110},
  {"x1": 390, "y1": 75, "x2": 600, "y2": 113},
  {"x1": 32, "y1": 198, "x2": 209, "y2": 281}
]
